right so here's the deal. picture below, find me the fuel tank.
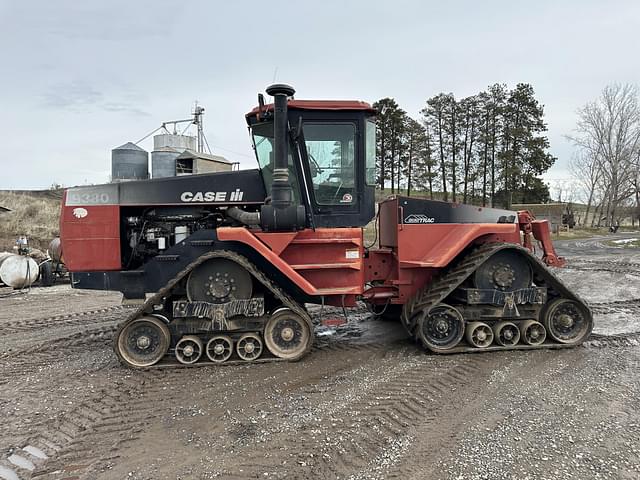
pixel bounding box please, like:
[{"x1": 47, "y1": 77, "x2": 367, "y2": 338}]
[{"x1": 0, "y1": 254, "x2": 39, "y2": 288}]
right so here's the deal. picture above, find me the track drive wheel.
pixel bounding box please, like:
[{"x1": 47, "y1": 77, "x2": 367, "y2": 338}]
[
  {"x1": 465, "y1": 322, "x2": 494, "y2": 348},
  {"x1": 206, "y1": 335, "x2": 234, "y2": 363},
  {"x1": 519, "y1": 320, "x2": 546, "y2": 346},
  {"x1": 186, "y1": 258, "x2": 253, "y2": 303},
  {"x1": 116, "y1": 316, "x2": 170, "y2": 368},
  {"x1": 543, "y1": 298, "x2": 592, "y2": 344},
  {"x1": 474, "y1": 249, "x2": 532, "y2": 291},
  {"x1": 236, "y1": 333, "x2": 263, "y2": 361},
  {"x1": 264, "y1": 308, "x2": 312, "y2": 360},
  {"x1": 492, "y1": 321, "x2": 521, "y2": 346},
  {"x1": 417, "y1": 303, "x2": 465, "y2": 352},
  {"x1": 175, "y1": 335, "x2": 204, "y2": 365}
]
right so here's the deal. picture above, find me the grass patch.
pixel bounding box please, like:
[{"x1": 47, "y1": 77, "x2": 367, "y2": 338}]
[{"x1": 0, "y1": 191, "x2": 61, "y2": 251}]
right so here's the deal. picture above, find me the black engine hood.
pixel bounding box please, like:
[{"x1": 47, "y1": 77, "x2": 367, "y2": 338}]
[{"x1": 65, "y1": 169, "x2": 266, "y2": 206}]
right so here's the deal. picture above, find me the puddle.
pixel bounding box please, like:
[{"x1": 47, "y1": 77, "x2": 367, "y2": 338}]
[
  {"x1": 8, "y1": 453, "x2": 34, "y2": 471},
  {"x1": 0, "y1": 466, "x2": 19, "y2": 480}
]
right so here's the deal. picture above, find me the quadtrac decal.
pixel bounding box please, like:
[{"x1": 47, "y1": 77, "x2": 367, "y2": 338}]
[
  {"x1": 404, "y1": 214, "x2": 436, "y2": 224},
  {"x1": 180, "y1": 188, "x2": 244, "y2": 203}
]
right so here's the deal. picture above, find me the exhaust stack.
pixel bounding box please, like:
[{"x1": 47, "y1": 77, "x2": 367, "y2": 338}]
[
  {"x1": 260, "y1": 84, "x2": 306, "y2": 231},
  {"x1": 266, "y1": 84, "x2": 295, "y2": 209}
]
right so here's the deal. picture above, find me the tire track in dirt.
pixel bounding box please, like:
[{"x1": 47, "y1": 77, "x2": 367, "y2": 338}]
[
  {"x1": 221, "y1": 353, "x2": 487, "y2": 480},
  {"x1": 5, "y1": 334, "x2": 395, "y2": 479},
  {"x1": 0, "y1": 306, "x2": 128, "y2": 335},
  {"x1": 566, "y1": 259, "x2": 640, "y2": 275}
]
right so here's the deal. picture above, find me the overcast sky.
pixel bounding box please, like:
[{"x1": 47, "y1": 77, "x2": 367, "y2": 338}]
[{"x1": 1, "y1": 0, "x2": 638, "y2": 190}]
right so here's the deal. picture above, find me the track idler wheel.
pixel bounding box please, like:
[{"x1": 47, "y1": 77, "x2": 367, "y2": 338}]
[
  {"x1": 417, "y1": 303, "x2": 465, "y2": 352},
  {"x1": 175, "y1": 335, "x2": 204, "y2": 364},
  {"x1": 206, "y1": 335, "x2": 234, "y2": 363},
  {"x1": 519, "y1": 320, "x2": 546, "y2": 346},
  {"x1": 543, "y1": 298, "x2": 592, "y2": 344},
  {"x1": 492, "y1": 321, "x2": 521, "y2": 346},
  {"x1": 474, "y1": 250, "x2": 532, "y2": 291},
  {"x1": 186, "y1": 258, "x2": 253, "y2": 303},
  {"x1": 264, "y1": 308, "x2": 312, "y2": 360},
  {"x1": 236, "y1": 333, "x2": 263, "y2": 361},
  {"x1": 465, "y1": 322, "x2": 494, "y2": 348},
  {"x1": 116, "y1": 316, "x2": 170, "y2": 368}
]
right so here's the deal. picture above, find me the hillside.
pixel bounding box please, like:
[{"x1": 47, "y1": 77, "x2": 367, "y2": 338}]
[{"x1": 0, "y1": 190, "x2": 62, "y2": 251}]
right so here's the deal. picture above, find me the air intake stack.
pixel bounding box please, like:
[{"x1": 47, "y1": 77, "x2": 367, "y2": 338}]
[{"x1": 260, "y1": 84, "x2": 306, "y2": 231}]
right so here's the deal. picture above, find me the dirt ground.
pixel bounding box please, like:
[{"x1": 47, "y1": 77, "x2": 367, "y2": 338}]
[{"x1": 1, "y1": 233, "x2": 640, "y2": 480}]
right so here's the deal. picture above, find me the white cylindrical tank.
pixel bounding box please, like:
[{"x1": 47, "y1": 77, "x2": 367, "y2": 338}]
[{"x1": 0, "y1": 254, "x2": 39, "y2": 288}]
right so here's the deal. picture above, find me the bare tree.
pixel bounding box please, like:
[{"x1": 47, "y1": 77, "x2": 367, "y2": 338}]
[
  {"x1": 568, "y1": 152, "x2": 602, "y2": 226},
  {"x1": 570, "y1": 84, "x2": 640, "y2": 226}
]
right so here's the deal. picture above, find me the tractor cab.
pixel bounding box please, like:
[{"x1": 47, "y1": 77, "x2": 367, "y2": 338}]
[{"x1": 246, "y1": 85, "x2": 377, "y2": 229}]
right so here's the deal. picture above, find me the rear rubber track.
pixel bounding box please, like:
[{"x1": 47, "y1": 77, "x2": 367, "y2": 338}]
[{"x1": 401, "y1": 242, "x2": 593, "y2": 354}]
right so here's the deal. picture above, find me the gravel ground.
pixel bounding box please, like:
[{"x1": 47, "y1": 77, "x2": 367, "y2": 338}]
[{"x1": 0, "y1": 233, "x2": 639, "y2": 480}]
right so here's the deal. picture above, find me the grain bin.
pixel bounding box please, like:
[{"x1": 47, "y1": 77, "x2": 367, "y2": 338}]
[
  {"x1": 151, "y1": 146, "x2": 181, "y2": 178},
  {"x1": 153, "y1": 134, "x2": 197, "y2": 152},
  {"x1": 112, "y1": 142, "x2": 149, "y2": 182}
]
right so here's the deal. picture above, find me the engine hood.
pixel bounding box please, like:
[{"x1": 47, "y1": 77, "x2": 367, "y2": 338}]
[{"x1": 65, "y1": 169, "x2": 266, "y2": 206}]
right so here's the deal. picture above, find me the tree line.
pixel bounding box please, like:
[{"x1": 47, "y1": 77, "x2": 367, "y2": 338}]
[
  {"x1": 374, "y1": 83, "x2": 556, "y2": 209},
  {"x1": 568, "y1": 83, "x2": 640, "y2": 227}
]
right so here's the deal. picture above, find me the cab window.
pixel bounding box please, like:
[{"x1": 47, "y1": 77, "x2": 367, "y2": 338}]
[
  {"x1": 252, "y1": 122, "x2": 300, "y2": 203},
  {"x1": 303, "y1": 123, "x2": 356, "y2": 205}
]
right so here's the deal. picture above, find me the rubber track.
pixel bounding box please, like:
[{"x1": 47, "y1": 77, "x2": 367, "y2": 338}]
[
  {"x1": 401, "y1": 243, "x2": 593, "y2": 354},
  {"x1": 114, "y1": 250, "x2": 314, "y2": 368}
]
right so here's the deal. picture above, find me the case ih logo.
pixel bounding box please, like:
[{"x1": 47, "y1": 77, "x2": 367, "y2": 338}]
[
  {"x1": 72, "y1": 207, "x2": 88, "y2": 219},
  {"x1": 404, "y1": 214, "x2": 435, "y2": 224},
  {"x1": 180, "y1": 189, "x2": 244, "y2": 203}
]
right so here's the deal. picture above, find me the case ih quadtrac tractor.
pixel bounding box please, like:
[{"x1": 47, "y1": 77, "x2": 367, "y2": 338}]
[{"x1": 60, "y1": 84, "x2": 592, "y2": 368}]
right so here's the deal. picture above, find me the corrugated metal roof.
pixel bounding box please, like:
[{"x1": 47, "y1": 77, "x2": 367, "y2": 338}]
[
  {"x1": 114, "y1": 142, "x2": 146, "y2": 151},
  {"x1": 176, "y1": 149, "x2": 232, "y2": 164}
]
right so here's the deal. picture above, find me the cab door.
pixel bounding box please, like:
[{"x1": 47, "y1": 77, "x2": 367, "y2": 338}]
[{"x1": 293, "y1": 111, "x2": 375, "y2": 228}]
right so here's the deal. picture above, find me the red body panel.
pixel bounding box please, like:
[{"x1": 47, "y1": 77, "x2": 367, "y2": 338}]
[
  {"x1": 60, "y1": 191, "x2": 121, "y2": 271},
  {"x1": 218, "y1": 227, "x2": 364, "y2": 305}
]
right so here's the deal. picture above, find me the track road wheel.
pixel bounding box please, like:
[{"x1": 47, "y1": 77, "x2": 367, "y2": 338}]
[
  {"x1": 543, "y1": 298, "x2": 592, "y2": 344},
  {"x1": 492, "y1": 321, "x2": 521, "y2": 346},
  {"x1": 519, "y1": 320, "x2": 546, "y2": 346},
  {"x1": 116, "y1": 316, "x2": 170, "y2": 368},
  {"x1": 175, "y1": 335, "x2": 203, "y2": 365},
  {"x1": 206, "y1": 335, "x2": 234, "y2": 363},
  {"x1": 465, "y1": 322, "x2": 494, "y2": 348},
  {"x1": 264, "y1": 308, "x2": 312, "y2": 360},
  {"x1": 186, "y1": 258, "x2": 253, "y2": 303},
  {"x1": 417, "y1": 303, "x2": 465, "y2": 352},
  {"x1": 474, "y1": 250, "x2": 532, "y2": 291},
  {"x1": 236, "y1": 333, "x2": 263, "y2": 361}
]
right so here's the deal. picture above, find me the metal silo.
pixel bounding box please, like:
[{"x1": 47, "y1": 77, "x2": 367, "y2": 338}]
[
  {"x1": 152, "y1": 146, "x2": 180, "y2": 178},
  {"x1": 153, "y1": 134, "x2": 197, "y2": 152},
  {"x1": 111, "y1": 142, "x2": 149, "y2": 182}
]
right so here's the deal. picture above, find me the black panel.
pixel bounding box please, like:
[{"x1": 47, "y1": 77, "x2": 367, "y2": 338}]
[
  {"x1": 119, "y1": 170, "x2": 266, "y2": 205},
  {"x1": 397, "y1": 196, "x2": 517, "y2": 224}
]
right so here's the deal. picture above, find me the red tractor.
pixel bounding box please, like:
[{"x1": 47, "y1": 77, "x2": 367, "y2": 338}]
[{"x1": 60, "y1": 84, "x2": 592, "y2": 368}]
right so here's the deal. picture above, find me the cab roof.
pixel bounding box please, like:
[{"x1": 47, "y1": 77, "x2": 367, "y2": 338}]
[{"x1": 246, "y1": 99, "x2": 376, "y2": 118}]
